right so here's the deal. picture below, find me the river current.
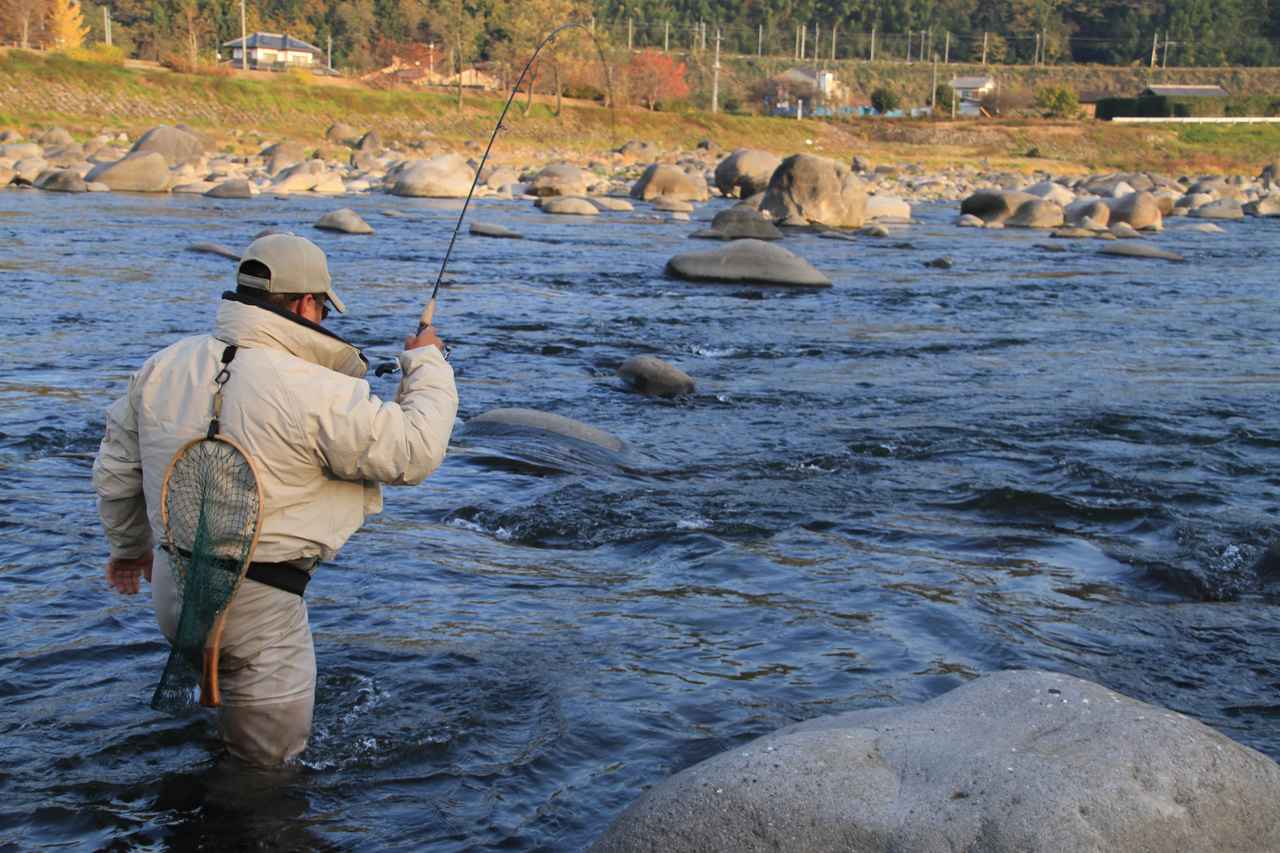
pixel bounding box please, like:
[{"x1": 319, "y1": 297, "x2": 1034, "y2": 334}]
[{"x1": 1, "y1": 188, "x2": 1278, "y2": 850}]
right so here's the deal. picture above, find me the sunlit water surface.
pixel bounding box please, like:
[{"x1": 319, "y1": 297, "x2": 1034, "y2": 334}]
[{"x1": 1, "y1": 189, "x2": 1279, "y2": 850}]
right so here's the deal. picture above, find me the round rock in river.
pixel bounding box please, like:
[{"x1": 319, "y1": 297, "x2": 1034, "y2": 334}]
[
  {"x1": 760, "y1": 154, "x2": 866, "y2": 228},
  {"x1": 666, "y1": 239, "x2": 831, "y2": 287},
  {"x1": 590, "y1": 669, "x2": 1280, "y2": 853},
  {"x1": 315, "y1": 207, "x2": 374, "y2": 234},
  {"x1": 618, "y1": 356, "x2": 695, "y2": 397}
]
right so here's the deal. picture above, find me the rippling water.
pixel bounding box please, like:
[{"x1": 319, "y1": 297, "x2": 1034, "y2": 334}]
[{"x1": 2, "y1": 188, "x2": 1279, "y2": 850}]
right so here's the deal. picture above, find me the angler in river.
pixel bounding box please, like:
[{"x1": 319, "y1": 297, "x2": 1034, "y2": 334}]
[{"x1": 93, "y1": 233, "x2": 458, "y2": 766}]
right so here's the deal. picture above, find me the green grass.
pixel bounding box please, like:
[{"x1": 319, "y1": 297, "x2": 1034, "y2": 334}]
[{"x1": 3, "y1": 48, "x2": 1280, "y2": 173}]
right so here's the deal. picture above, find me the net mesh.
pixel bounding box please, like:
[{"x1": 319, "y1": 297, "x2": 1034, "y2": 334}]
[{"x1": 151, "y1": 437, "x2": 261, "y2": 715}]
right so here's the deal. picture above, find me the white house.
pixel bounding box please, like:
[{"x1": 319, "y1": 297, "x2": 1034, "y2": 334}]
[
  {"x1": 950, "y1": 75, "x2": 997, "y2": 101},
  {"x1": 779, "y1": 66, "x2": 847, "y2": 100},
  {"x1": 223, "y1": 32, "x2": 324, "y2": 70}
]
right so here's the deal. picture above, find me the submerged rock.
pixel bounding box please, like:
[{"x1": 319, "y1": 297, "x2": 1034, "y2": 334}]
[
  {"x1": 690, "y1": 206, "x2": 783, "y2": 241},
  {"x1": 618, "y1": 356, "x2": 695, "y2": 397},
  {"x1": 1099, "y1": 242, "x2": 1185, "y2": 262},
  {"x1": 466, "y1": 407, "x2": 625, "y2": 453},
  {"x1": 187, "y1": 242, "x2": 241, "y2": 260},
  {"x1": 540, "y1": 196, "x2": 599, "y2": 216},
  {"x1": 666, "y1": 239, "x2": 831, "y2": 287},
  {"x1": 470, "y1": 221, "x2": 523, "y2": 239},
  {"x1": 590, "y1": 670, "x2": 1280, "y2": 853}
]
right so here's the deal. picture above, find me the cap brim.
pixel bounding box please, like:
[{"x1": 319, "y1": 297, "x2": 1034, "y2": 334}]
[{"x1": 325, "y1": 288, "x2": 346, "y2": 314}]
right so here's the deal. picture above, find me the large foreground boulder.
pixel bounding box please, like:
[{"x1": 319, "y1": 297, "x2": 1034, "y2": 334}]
[
  {"x1": 666, "y1": 239, "x2": 830, "y2": 287},
  {"x1": 592, "y1": 670, "x2": 1280, "y2": 853},
  {"x1": 713, "y1": 149, "x2": 782, "y2": 198},
  {"x1": 761, "y1": 154, "x2": 866, "y2": 228},
  {"x1": 391, "y1": 154, "x2": 474, "y2": 197},
  {"x1": 631, "y1": 163, "x2": 709, "y2": 202},
  {"x1": 128, "y1": 125, "x2": 203, "y2": 166},
  {"x1": 86, "y1": 152, "x2": 170, "y2": 192}
]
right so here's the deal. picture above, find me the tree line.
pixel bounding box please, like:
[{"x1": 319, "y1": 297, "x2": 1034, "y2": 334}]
[{"x1": 1, "y1": 0, "x2": 1275, "y2": 73}]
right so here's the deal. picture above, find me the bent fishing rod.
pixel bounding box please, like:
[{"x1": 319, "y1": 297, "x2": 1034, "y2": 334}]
[{"x1": 374, "y1": 20, "x2": 614, "y2": 377}]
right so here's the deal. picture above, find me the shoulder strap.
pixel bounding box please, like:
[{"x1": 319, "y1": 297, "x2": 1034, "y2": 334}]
[{"x1": 207, "y1": 345, "x2": 239, "y2": 440}]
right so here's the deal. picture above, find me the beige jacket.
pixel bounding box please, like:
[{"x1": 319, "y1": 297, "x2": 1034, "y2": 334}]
[{"x1": 93, "y1": 295, "x2": 458, "y2": 565}]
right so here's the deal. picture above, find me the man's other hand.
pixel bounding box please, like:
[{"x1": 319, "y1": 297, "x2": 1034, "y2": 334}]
[
  {"x1": 405, "y1": 324, "x2": 446, "y2": 353},
  {"x1": 106, "y1": 552, "x2": 153, "y2": 595}
]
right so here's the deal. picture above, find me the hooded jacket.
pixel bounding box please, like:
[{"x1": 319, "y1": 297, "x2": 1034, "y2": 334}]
[{"x1": 93, "y1": 294, "x2": 458, "y2": 566}]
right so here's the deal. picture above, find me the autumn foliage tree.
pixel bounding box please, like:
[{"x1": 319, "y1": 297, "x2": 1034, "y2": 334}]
[
  {"x1": 47, "y1": 0, "x2": 87, "y2": 48},
  {"x1": 625, "y1": 49, "x2": 688, "y2": 111}
]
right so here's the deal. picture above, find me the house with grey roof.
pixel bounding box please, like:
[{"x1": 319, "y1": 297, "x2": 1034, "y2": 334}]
[{"x1": 222, "y1": 32, "x2": 324, "y2": 70}]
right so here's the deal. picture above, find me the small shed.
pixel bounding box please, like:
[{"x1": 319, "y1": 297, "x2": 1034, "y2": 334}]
[
  {"x1": 1139, "y1": 84, "x2": 1228, "y2": 98},
  {"x1": 222, "y1": 32, "x2": 323, "y2": 70},
  {"x1": 1077, "y1": 90, "x2": 1108, "y2": 119}
]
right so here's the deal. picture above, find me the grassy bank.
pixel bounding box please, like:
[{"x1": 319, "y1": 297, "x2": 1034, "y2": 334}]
[{"x1": 3, "y1": 48, "x2": 1280, "y2": 174}]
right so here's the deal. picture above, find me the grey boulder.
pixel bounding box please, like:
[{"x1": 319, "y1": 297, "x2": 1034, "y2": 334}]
[
  {"x1": 761, "y1": 154, "x2": 866, "y2": 228},
  {"x1": 591, "y1": 669, "x2": 1280, "y2": 853},
  {"x1": 528, "y1": 164, "x2": 598, "y2": 198},
  {"x1": 1005, "y1": 198, "x2": 1064, "y2": 229},
  {"x1": 391, "y1": 154, "x2": 474, "y2": 197},
  {"x1": 34, "y1": 169, "x2": 87, "y2": 193},
  {"x1": 315, "y1": 207, "x2": 373, "y2": 234},
  {"x1": 690, "y1": 206, "x2": 782, "y2": 241},
  {"x1": 713, "y1": 148, "x2": 782, "y2": 198},
  {"x1": 128, "y1": 124, "x2": 204, "y2": 166},
  {"x1": 86, "y1": 152, "x2": 170, "y2": 192},
  {"x1": 618, "y1": 356, "x2": 695, "y2": 397},
  {"x1": 666, "y1": 239, "x2": 830, "y2": 287},
  {"x1": 261, "y1": 140, "x2": 308, "y2": 176},
  {"x1": 631, "y1": 163, "x2": 709, "y2": 202},
  {"x1": 1191, "y1": 200, "x2": 1245, "y2": 220},
  {"x1": 204, "y1": 178, "x2": 255, "y2": 199},
  {"x1": 960, "y1": 190, "x2": 1038, "y2": 225},
  {"x1": 1108, "y1": 191, "x2": 1163, "y2": 230},
  {"x1": 540, "y1": 196, "x2": 599, "y2": 216}
]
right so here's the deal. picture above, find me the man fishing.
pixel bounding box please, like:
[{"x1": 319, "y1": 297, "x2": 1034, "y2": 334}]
[{"x1": 94, "y1": 233, "x2": 458, "y2": 767}]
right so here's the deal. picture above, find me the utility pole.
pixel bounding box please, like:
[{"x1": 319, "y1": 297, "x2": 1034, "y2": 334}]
[
  {"x1": 944, "y1": 31, "x2": 950, "y2": 63},
  {"x1": 103, "y1": 7, "x2": 111, "y2": 46},
  {"x1": 627, "y1": 18, "x2": 632, "y2": 51},
  {"x1": 931, "y1": 53, "x2": 938, "y2": 111},
  {"x1": 814, "y1": 22, "x2": 819, "y2": 62},
  {"x1": 951, "y1": 86, "x2": 957, "y2": 118},
  {"x1": 664, "y1": 21, "x2": 669, "y2": 52},
  {"x1": 982, "y1": 31, "x2": 988, "y2": 65},
  {"x1": 907, "y1": 30, "x2": 912, "y2": 63},
  {"x1": 429, "y1": 41, "x2": 434, "y2": 75},
  {"x1": 1041, "y1": 29, "x2": 1047, "y2": 63},
  {"x1": 1150, "y1": 32, "x2": 1158, "y2": 68},
  {"x1": 1034, "y1": 32, "x2": 1040, "y2": 66},
  {"x1": 870, "y1": 26, "x2": 876, "y2": 62},
  {"x1": 831, "y1": 21, "x2": 838, "y2": 60},
  {"x1": 239, "y1": 0, "x2": 247, "y2": 71},
  {"x1": 799, "y1": 23, "x2": 805, "y2": 59},
  {"x1": 701, "y1": 21, "x2": 706, "y2": 51},
  {"x1": 1162, "y1": 33, "x2": 1171, "y2": 68},
  {"x1": 794, "y1": 25, "x2": 800, "y2": 59},
  {"x1": 327, "y1": 34, "x2": 332, "y2": 70},
  {"x1": 712, "y1": 29, "x2": 721, "y2": 113},
  {"x1": 758, "y1": 23, "x2": 763, "y2": 56}
]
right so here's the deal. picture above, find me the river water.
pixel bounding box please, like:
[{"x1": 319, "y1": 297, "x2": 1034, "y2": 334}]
[{"x1": 1, "y1": 188, "x2": 1278, "y2": 850}]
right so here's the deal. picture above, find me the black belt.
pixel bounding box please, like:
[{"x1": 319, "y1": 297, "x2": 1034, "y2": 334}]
[
  {"x1": 171, "y1": 548, "x2": 314, "y2": 597},
  {"x1": 245, "y1": 561, "x2": 312, "y2": 597}
]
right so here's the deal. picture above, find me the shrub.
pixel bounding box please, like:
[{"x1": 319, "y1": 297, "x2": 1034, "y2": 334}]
[
  {"x1": 63, "y1": 44, "x2": 126, "y2": 65},
  {"x1": 1034, "y1": 85, "x2": 1079, "y2": 118},
  {"x1": 870, "y1": 86, "x2": 900, "y2": 114}
]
